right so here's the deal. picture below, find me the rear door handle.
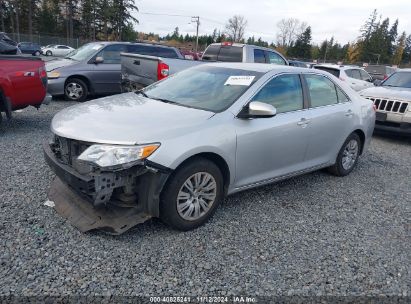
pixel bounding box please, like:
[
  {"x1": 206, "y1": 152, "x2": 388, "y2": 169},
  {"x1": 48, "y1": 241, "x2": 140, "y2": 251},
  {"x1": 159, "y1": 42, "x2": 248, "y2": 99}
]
[
  {"x1": 297, "y1": 118, "x2": 311, "y2": 126},
  {"x1": 345, "y1": 110, "x2": 353, "y2": 117}
]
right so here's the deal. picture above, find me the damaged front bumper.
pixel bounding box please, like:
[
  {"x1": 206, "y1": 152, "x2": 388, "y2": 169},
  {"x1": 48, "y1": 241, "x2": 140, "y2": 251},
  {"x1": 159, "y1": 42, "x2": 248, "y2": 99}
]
[{"x1": 43, "y1": 142, "x2": 171, "y2": 234}]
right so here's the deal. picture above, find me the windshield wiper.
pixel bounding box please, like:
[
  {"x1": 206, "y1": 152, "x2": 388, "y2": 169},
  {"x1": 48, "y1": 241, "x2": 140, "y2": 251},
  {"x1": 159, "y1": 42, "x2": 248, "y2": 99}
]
[
  {"x1": 151, "y1": 97, "x2": 179, "y2": 105},
  {"x1": 136, "y1": 90, "x2": 148, "y2": 98}
]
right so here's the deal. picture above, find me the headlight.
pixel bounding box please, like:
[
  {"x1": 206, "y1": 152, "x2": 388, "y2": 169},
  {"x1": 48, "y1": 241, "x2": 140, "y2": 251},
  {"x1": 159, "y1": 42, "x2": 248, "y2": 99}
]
[
  {"x1": 78, "y1": 144, "x2": 160, "y2": 168},
  {"x1": 47, "y1": 71, "x2": 60, "y2": 79}
]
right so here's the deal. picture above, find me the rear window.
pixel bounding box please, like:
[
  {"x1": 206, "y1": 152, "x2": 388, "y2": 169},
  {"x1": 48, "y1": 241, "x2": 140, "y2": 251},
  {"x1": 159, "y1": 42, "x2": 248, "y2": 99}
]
[
  {"x1": 127, "y1": 45, "x2": 179, "y2": 59},
  {"x1": 202, "y1": 45, "x2": 243, "y2": 62},
  {"x1": 314, "y1": 66, "x2": 340, "y2": 78},
  {"x1": 365, "y1": 66, "x2": 386, "y2": 75}
]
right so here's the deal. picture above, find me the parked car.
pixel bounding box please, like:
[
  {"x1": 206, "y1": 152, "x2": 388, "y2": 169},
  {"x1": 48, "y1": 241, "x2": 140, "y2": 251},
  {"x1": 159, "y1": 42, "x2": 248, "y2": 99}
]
[
  {"x1": 121, "y1": 42, "x2": 289, "y2": 90},
  {"x1": 314, "y1": 64, "x2": 374, "y2": 91},
  {"x1": 18, "y1": 42, "x2": 42, "y2": 56},
  {"x1": 44, "y1": 63, "x2": 375, "y2": 234},
  {"x1": 360, "y1": 69, "x2": 411, "y2": 134},
  {"x1": 289, "y1": 60, "x2": 309, "y2": 68},
  {"x1": 0, "y1": 32, "x2": 19, "y2": 55},
  {"x1": 42, "y1": 44, "x2": 75, "y2": 57},
  {"x1": 46, "y1": 41, "x2": 184, "y2": 102},
  {"x1": 0, "y1": 55, "x2": 50, "y2": 123},
  {"x1": 364, "y1": 65, "x2": 397, "y2": 81}
]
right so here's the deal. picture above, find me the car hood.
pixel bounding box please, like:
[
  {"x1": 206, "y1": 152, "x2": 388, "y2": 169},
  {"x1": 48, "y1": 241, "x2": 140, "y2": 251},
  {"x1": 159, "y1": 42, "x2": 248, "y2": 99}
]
[
  {"x1": 46, "y1": 58, "x2": 77, "y2": 72},
  {"x1": 51, "y1": 93, "x2": 215, "y2": 145},
  {"x1": 359, "y1": 86, "x2": 411, "y2": 101}
]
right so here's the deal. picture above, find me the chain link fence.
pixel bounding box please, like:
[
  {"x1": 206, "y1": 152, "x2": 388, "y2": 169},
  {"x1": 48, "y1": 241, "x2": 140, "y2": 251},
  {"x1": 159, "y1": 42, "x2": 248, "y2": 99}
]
[{"x1": 7, "y1": 32, "x2": 91, "y2": 48}]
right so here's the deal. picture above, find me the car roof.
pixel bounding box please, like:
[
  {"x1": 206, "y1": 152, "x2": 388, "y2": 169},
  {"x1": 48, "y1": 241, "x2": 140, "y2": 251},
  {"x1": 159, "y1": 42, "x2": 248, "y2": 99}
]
[
  {"x1": 202, "y1": 62, "x2": 326, "y2": 74},
  {"x1": 314, "y1": 64, "x2": 363, "y2": 71}
]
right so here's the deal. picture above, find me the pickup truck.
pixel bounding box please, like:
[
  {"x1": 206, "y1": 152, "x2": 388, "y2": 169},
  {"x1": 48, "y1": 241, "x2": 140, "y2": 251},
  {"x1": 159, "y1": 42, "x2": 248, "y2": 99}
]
[
  {"x1": 121, "y1": 42, "x2": 289, "y2": 91},
  {"x1": 0, "y1": 55, "x2": 50, "y2": 123}
]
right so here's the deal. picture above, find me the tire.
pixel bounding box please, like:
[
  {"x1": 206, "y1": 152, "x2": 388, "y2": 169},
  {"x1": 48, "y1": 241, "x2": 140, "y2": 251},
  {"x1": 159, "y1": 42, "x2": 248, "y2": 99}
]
[
  {"x1": 328, "y1": 133, "x2": 361, "y2": 176},
  {"x1": 34, "y1": 51, "x2": 40, "y2": 56},
  {"x1": 160, "y1": 157, "x2": 224, "y2": 231},
  {"x1": 64, "y1": 78, "x2": 88, "y2": 102},
  {"x1": 46, "y1": 50, "x2": 52, "y2": 56}
]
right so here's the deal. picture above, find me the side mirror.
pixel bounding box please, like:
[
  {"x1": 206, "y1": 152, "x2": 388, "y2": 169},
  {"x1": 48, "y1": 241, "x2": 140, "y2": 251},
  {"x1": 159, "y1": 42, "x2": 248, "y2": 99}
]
[
  {"x1": 94, "y1": 56, "x2": 104, "y2": 64},
  {"x1": 238, "y1": 101, "x2": 277, "y2": 118}
]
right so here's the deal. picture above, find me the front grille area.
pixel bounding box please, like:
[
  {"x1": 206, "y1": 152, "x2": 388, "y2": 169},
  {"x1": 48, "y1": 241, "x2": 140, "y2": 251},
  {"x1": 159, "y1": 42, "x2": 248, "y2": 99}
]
[
  {"x1": 51, "y1": 135, "x2": 91, "y2": 166},
  {"x1": 365, "y1": 97, "x2": 409, "y2": 114}
]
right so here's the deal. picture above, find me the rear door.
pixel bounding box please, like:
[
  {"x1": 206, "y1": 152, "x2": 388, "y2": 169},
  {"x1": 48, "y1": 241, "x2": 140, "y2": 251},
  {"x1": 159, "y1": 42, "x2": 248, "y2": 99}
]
[
  {"x1": 345, "y1": 69, "x2": 363, "y2": 91},
  {"x1": 88, "y1": 44, "x2": 127, "y2": 94},
  {"x1": 234, "y1": 73, "x2": 311, "y2": 188},
  {"x1": 303, "y1": 73, "x2": 353, "y2": 166}
]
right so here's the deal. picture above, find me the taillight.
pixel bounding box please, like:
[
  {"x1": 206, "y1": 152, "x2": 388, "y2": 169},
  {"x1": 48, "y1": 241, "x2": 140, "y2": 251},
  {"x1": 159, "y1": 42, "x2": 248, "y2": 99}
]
[
  {"x1": 221, "y1": 41, "x2": 233, "y2": 46},
  {"x1": 39, "y1": 66, "x2": 47, "y2": 78},
  {"x1": 373, "y1": 104, "x2": 377, "y2": 111},
  {"x1": 157, "y1": 61, "x2": 169, "y2": 81},
  {"x1": 39, "y1": 66, "x2": 47, "y2": 88},
  {"x1": 383, "y1": 74, "x2": 388, "y2": 80}
]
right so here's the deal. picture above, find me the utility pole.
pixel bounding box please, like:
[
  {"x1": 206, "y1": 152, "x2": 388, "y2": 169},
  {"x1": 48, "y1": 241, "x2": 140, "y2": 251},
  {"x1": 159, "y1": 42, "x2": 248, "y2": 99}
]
[{"x1": 191, "y1": 16, "x2": 200, "y2": 53}]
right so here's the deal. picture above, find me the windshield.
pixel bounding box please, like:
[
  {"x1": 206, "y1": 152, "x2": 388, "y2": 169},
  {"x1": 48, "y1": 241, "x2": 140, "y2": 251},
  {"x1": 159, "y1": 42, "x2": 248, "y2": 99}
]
[
  {"x1": 142, "y1": 66, "x2": 263, "y2": 112},
  {"x1": 382, "y1": 72, "x2": 411, "y2": 88},
  {"x1": 65, "y1": 43, "x2": 104, "y2": 61}
]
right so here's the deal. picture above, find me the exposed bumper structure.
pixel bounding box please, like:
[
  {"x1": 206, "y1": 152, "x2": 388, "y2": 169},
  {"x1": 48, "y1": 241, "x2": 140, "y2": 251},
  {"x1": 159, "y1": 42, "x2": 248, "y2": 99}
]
[
  {"x1": 43, "y1": 141, "x2": 171, "y2": 234},
  {"x1": 49, "y1": 177, "x2": 151, "y2": 234}
]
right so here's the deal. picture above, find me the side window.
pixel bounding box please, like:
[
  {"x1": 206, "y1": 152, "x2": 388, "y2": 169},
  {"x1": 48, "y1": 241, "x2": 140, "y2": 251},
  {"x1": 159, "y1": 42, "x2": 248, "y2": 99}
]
[
  {"x1": 305, "y1": 74, "x2": 338, "y2": 107},
  {"x1": 336, "y1": 86, "x2": 350, "y2": 103},
  {"x1": 266, "y1": 51, "x2": 286, "y2": 65},
  {"x1": 251, "y1": 74, "x2": 303, "y2": 113},
  {"x1": 96, "y1": 44, "x2": 127, "y2": 64},
  {"x1": 253, "y1": 49, "x2": 266, "y2": 63},
  {"x1": 346, "y1": 69, "x2": 361, "y2": 80},
  {"x1": 360, "y1": 70, "x2": 371, "y2": 81}
]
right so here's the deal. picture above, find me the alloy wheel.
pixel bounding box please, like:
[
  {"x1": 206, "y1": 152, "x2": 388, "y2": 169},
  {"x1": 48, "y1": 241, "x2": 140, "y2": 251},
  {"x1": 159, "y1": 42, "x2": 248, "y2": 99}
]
[
  {"x1": 341, "y1": 139, "x2": 359, "y2": 170},
  {"x1": 176, "y1": 172, "x2": 217, "y2": 221},
  {"x1": 65, "y1": 83, "x2": 84, "y2": 100}
]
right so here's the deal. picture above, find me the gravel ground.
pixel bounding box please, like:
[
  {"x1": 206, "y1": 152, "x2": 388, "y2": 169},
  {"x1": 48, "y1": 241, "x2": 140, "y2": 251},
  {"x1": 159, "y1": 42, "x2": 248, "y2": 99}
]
[{"x1": 0, "y1": 100, "x2": 410, "y2": 298}]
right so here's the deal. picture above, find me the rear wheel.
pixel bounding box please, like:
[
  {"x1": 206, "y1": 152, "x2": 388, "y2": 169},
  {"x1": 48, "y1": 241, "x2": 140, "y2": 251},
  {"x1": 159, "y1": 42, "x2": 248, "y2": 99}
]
[
  {"x1": 64, "y1": 78, "x2": 88, "y2": 102},
  {"x1": 328, "y1": 133, "x2": 361, "y2": 176},
  {"x1": 160, "y1": 158, "x2": 224, "y2": 231},
  {"x1": 34, "y1": 50, "x2": 40, "y2": 56}
]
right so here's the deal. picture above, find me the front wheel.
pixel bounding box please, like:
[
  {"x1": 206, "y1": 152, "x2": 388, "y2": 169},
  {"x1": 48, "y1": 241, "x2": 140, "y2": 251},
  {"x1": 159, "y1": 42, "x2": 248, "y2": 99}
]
[
  {"x1": 160, "y1": 158, "x2": 224, "y2": 231},
  {"x1": 64, "y1": 78, "x2": 88, "y2": 102},
  {"x1": 328, "y1": 133, "x2": 361, "y2": 176},
  {"x1": 46, "y1": 50, "x2": 52, "y2": 56},
  {"x1": 34, "y1": 50, "x2": 40, "y2": 56}
]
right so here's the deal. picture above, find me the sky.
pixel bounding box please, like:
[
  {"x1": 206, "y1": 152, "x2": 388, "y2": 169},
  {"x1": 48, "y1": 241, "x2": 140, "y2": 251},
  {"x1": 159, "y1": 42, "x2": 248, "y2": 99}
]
[{"x1": 132, "y1": 0, "x2": 410, "y2": 45}]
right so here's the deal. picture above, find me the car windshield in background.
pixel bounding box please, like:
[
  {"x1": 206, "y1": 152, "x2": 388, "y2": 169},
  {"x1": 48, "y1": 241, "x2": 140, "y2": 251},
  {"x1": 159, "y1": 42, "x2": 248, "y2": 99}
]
[
  {"x1": 314, "y1": 66, "x2": 340, "y2": 77},
  {"x1": 142, "y1": 66, "x2": 263, "y2": 112},
  {"x1": 382, "y1": 72, "x2": 411, "y2": 88},
  {"x1": 65, "y1": 43, "x2": 104, "y2": 61}
]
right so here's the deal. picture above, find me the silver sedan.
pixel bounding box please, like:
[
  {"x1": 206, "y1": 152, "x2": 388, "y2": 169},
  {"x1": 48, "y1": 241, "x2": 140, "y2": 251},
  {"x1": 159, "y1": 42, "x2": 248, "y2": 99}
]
[{"x1": 44, "y1": 63, "x2": 375, "y2": 234}]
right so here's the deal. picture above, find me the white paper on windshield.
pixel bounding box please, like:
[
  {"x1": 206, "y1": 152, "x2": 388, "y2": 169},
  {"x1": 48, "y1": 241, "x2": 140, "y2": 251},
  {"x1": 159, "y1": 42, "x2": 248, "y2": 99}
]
[{"x1": 224, "y1": 76, "x2": 255, "y2": 86}]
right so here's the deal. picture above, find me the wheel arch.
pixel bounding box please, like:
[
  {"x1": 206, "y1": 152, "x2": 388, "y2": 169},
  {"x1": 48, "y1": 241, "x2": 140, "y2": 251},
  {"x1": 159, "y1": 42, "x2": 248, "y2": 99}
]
[
  {"x1": 352, "y1": 129, "x2": 366, "y2": 154},
  {"x1": 65, "y1": 75, "x2": 93, "y2": 94},
  {"x1": 170, "y1": 152, "x2": 231, "y2": 195}
]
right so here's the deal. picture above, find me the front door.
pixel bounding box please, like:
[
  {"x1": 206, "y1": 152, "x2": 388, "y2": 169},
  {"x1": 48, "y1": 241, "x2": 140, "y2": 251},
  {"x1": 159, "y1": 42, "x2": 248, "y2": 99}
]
[
  {"x1": 234, "y1": 74, "x2": 311, "y2": 188},
  {"x1": 88, "y1": 44, "x2": 127, "y2": 94}
]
